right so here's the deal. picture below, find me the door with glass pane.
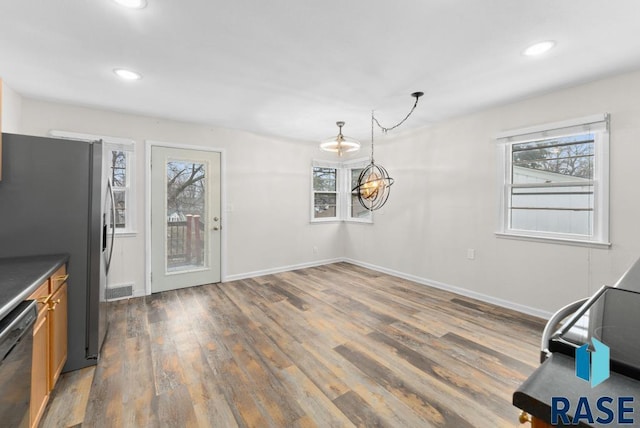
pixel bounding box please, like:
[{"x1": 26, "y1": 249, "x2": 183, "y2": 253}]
[{"x1": 151, "y1": 146, "x2": 221, "y2": 293}]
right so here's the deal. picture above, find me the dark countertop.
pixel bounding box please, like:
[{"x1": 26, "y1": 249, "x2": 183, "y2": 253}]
[
  {"x1": 513, "y1": 353, "x2": 640, "y2": 427},
  {"x1": 0, "y1": 254, "x2": 69, "y2": 320}
]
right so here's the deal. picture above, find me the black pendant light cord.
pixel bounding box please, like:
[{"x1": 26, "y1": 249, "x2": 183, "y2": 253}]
[
  {"x1": 370, "y1": 91, "x2": 423, "y2": 163},
  {"x1": 372, "y1": 91, "x2": 424, "y2": 133},
  {"x1": 353, "y1": 91, "x2": 424, "y2": 211}
]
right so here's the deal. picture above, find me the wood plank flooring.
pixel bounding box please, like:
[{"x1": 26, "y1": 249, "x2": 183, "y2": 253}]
[{"x1": 42, "y1": 262, "x2": 545, "y2": 427}]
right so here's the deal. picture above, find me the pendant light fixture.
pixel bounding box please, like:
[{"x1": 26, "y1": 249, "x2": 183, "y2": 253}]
[
  {"x1": 353, "y1": 91, "x2": 423, "y2": 211},
  {"x1": 320, "y1": 121, "x2": 361, "y2": 157}
]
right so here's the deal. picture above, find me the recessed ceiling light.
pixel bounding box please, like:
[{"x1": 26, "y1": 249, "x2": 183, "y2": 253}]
[
  {"x1": 523, "y1": 41, "x2": 556, "y2": 56},
  {"x1": 113, "y1": 68, "x2": 142, "y2": 81},
  {"x1": 113, "y1": 0, "x2": 147, "y2": 9}
]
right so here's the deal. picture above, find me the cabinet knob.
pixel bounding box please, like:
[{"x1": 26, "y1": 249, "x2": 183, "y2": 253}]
[
  {"x1": 518, "y1": 411, "x2": 532, "y2": 424},
  {"x1": 48, "y1": 299, "x2": 62, "y2": 311}
]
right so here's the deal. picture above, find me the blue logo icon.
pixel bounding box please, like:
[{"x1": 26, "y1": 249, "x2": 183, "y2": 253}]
[{"x1": 575, "y1": 338, "x2": 610, "y2": 387}]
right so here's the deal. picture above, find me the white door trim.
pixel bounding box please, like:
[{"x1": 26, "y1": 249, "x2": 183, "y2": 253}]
[{"x1": 145, "y1": 140, "x2": 227, "y2": 295}]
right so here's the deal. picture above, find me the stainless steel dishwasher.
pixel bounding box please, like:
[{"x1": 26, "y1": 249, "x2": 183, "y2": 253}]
[{"x1": 0, "y1": 300, "x2": 37, "y2": 428}]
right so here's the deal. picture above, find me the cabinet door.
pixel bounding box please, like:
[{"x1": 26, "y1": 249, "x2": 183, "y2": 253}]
[
  {"x1": 30, "y1": 310, "x2": 49, "y2": 428},
  {"x1": 49, "y1": 283, "x2": 68, "y2": 390}
]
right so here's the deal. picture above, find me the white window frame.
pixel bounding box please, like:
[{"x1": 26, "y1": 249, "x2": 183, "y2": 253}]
[
  {"x1": 104, "y1": 142, "x2": 136, "y2": 235},
  {"x1": 49, "y1": 130, "x2": 137, "y2": 236},
  {"x1": 311, "y1": 161, "x2": 340, "y2": 222},
  {"x1": 342, "y1": 158, "x2": 373, "y2": 223},
  {"x1": 311, "y1": 158, "x2": 373, "y2": 224},
  {"x1": 495, "y1": 114, "x2": 610, "y2": 248}
]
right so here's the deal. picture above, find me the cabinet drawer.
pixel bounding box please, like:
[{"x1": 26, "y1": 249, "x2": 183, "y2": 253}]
[{"x1": 50, "y1": 265, "x2": 68, "y2": 293}]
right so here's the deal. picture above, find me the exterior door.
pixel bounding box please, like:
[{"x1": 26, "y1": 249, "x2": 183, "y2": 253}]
[{"x1": 151, "y1": 146, "x2": 221, "y2": 293}]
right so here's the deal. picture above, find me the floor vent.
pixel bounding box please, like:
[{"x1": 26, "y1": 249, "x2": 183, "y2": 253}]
[{"x1": 106, "y1": 285, "x2": 133, "y2": 300}]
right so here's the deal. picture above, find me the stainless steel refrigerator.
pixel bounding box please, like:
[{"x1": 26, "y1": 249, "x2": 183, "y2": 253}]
[{"x1": 0, "y1": 133, "x2": 112, "y2": 371}]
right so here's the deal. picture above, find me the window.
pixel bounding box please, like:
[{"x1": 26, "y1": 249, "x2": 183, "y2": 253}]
[
  {"x1": 312, "y1": 166, "x2": 339, "y2": 220},
  {"x1": 104, "y1": 142, "x2": 135, "y2": 233},
  {"x1": 311, "y1": 159, "x2": 373, "y2": 223},
  {"x1": 346, "y1": 161, "x2": 373, "y2": 222},
  {"x1": 497, "y1": 114, "x2": 610, "y2": 246}
]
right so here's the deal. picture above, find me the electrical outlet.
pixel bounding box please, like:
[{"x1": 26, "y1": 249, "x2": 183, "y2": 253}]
[{"x1": 313, "y1": 246, "x2": 319, "y2": 255}]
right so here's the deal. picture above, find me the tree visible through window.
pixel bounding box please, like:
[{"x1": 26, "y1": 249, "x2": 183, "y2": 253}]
[
  {"x1": 110, "y1": 150, "x2": 128, "y2": 228},
  {"x1": 104, "y1": 141, "x2": 135, "y2": 234},
  {"x1": 313, "y1": 167, "x2": 338, "y2": 219},
  {"x1": 512, "y1": 134, "x2": 593, "y2": 179},
  {"x1": 166, "y1": 161, "x2": 207, "y2": 271},
  {"x1": 167, "y1": 161, "x2": 206, "y2": 219}
]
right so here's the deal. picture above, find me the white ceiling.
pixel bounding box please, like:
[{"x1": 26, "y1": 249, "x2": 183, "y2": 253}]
[{"x1": 1, "y1": 1, "x2": 640, "y2": 143}]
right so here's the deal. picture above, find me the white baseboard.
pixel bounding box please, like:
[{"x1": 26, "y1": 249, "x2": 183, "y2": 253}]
[
  {"x1": 130, "y1": 288, "x2": 147, "y2": 299},
  {"x1": 223, "y1": 258, "x2": 344, "y2": 282},
  {"x1": 150, "y1": 256, "x2": 552, "y2": 319},
  {"x1": 343, "y1": 258, "x2": 553, "y2": 320}
]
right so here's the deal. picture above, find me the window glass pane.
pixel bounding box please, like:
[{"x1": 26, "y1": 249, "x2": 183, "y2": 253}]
[
  {"x1": 111, "y1": 150, "x2": 127, "y2": 187},
  {"x1": 509, "y1": 133, "x2": 596, "y2": 237},
  {"x1": 314, "y1": 193, "x2": 337, "y2": 218},
  {"x1": 166, "y1": 161, "x2": 207, "y2": 272},
  {"x1": 351, "y1": 194, "x2": 371, "y2": 218},
  {"x1": 313, "y1": 167, "x2": 337, "y2": 191},
  {"x1": 511, "y1": 184, "x2": 593, "y2": 233},
  {"x1": 350, "y1": 168, "x2": 370, "y2": 219},
  {"x1": 351, "y1": 168, "x2": 362, "y2": 189},
  {"x1": 512, "y1": 134, "x2": 594, "y2": 184},
  {"x1": 512, "y1": 185, "x2": 593, "y2": 209},
  {"x1": 511, "y1": 209, "x2": 592, "y2": 235},
  {"x1": 113, "y1": 190, "x2": 126, "y2": 229}
]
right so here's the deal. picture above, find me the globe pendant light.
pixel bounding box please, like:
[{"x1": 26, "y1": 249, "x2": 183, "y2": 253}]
[
  {"x1": 353, "y1": 92, "x2": 423, "y2": 211},
  {"x1": 320, "y1": 121, "x2": 360, "y2": 157}
]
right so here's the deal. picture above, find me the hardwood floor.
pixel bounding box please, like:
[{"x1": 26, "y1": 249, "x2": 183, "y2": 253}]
[{"x1": 42, "y1": 262, "x2": 545, "y2": 427}]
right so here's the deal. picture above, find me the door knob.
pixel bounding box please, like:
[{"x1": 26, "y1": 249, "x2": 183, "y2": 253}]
[
  {"x1": 213, "y1": 226, "x2": 220, "y2": 231},
  {"x1": 213, "y1": 216, "x2": 219, "y2": 222}
]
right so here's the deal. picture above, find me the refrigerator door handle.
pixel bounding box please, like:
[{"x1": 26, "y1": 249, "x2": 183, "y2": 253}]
[
  {"x1": 102, "y1": 214, "x2": 107, "y2": 252},
  {"x1": 106, "y1": 178, "x2": 116, "y2": 273}
]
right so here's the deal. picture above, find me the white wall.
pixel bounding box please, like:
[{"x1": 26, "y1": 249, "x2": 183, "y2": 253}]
[
  {"x1": 18, "y1": 69, "x2": 640, "y2": 316},
  {"x1": 20, "y1": 100, "x2": 344, "y2": 297},
  {"x1": 345, "y1": 70, "x2": 640, "y2": 316},
  {"x1": 1, "y1": 79, "x2": 23, "y2": 132}
]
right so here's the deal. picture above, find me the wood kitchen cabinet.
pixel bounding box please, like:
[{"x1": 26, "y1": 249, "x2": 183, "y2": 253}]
[
  {"x1": 49, "y1": 278, "x2": 68, "y2": 389},
  {"x1": 27, "y1": 264, "x2": 68, "y2": 428}
]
